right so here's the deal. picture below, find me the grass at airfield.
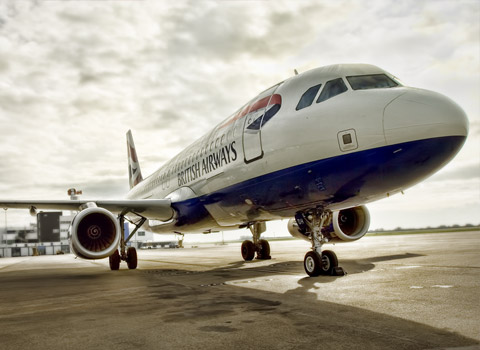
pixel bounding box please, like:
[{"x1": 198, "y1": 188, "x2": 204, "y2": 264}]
[{"x1": 367, "y1": 226, "x2": 480, "y2": 236}]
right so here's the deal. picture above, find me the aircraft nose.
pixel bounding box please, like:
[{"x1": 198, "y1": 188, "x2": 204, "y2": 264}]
[{"x1": 383, "y1": 88, "x2": 468, "y2": 145}]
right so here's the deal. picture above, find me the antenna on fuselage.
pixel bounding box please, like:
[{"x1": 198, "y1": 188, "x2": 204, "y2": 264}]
[{"x1": 294, "y1": 69, "x2": 299, "y2": 75}]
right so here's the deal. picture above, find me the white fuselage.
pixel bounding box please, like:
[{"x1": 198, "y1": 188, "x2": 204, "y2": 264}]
[{"x1": 127, "y1": 64, "x2": 468, "y2": 234}]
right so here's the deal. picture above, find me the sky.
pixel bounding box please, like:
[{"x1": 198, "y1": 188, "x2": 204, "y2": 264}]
[{"x1": 0, "y1": 0, "x2": 479, "y2": 236}]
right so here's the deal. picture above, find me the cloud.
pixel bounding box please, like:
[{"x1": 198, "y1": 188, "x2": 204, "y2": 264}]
[
  {"x1": 0, "y1": 0, "x2": 478, "y2": 229},
  {"x1": 429, "y1": 163, "x2": 480, "y2": 182}
]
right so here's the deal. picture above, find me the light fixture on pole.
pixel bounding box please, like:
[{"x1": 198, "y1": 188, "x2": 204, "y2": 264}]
[{"x1": 3, "y1": 208, "x2": 7, "y2": 245}]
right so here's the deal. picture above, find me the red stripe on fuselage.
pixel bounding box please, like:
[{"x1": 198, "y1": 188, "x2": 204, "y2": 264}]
[{"x1": 220, "y1": 94, "x2": 282, "y2": 129}]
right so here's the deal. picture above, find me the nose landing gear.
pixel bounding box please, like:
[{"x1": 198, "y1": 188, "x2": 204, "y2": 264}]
[
  {"x1": 304, "y1": 249, "x2": 340, "y2": 276},
  {"x1": 299, "y1": 208, "x2": 345, "y2": 277}
]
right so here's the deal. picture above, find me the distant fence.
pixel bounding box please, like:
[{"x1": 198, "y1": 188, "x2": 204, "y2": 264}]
[{"x1": 0, "y1": 244, "x2": 70, "y2": 258}]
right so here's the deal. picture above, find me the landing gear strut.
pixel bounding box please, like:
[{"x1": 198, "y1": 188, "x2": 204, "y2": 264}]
[
  {"x1": 109, "y1": 214, "x2": 146, "y2": 271},
  {"x1": 241, "y1": 222, "x2": 271, "y2": 261},
  {"x1": 299, "y1": 208, "x2": 345, "y2": 277}
]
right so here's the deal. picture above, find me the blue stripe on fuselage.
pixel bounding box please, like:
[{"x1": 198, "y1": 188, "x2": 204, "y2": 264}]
[{"x1": 169, "y1": 135, "x2": 466, "y2": 230}]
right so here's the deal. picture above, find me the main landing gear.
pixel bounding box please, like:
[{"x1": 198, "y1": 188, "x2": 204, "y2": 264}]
[
  {"x1": 241, "y1": 222, "x2": 271, "y2": 261},
  {"x1": 299, "y1": 208, "x2": 345, "y2": 277},
  {"x1": 109, "y1": 214, "x2": 146, "y2": 271}
]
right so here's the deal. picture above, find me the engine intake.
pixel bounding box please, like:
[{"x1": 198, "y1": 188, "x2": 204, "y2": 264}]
[
  {"x1": 330, "y1": 205, "x2": 370, "y2": 241},
  {"x1": 70, "y1": 207, "x2": 121, "y2": 259}
]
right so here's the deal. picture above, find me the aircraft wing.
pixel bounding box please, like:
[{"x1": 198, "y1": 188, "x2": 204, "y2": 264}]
[{"x1": 0, "y1": 199, "x2": 174, "y2": 221}]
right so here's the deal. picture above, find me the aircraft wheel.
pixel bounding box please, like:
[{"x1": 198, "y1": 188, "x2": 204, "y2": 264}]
[
  {"x1": 320, "y1": 250, "x2": 338, "y2": 276},
  {"x1": 304, "y1": 251, "x2": 322, "y2": 277},
  {"x1": 109, "y1": 250, "x2": 120, "y2": 271},
  {"x1": 257, "y1": 239, "x2": 271, "y2": 260},
  {"x1": 241, "y1": 240, "x2": 255, "y2": 261},
  {"x1": 126, "y1": 247, "x2": 138, "y2": 270}
]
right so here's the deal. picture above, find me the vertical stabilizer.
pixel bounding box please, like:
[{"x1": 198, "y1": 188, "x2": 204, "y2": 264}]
[{"x1": 126, "y1": 130, "x2": 143, "y2": 189}]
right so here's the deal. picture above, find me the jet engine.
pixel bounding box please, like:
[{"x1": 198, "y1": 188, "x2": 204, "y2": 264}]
[
  {"x1": 287, "y1": 205, "x2": 370, "y2": 242},
  {"x1": 69, "y1": 207, "x2": 121, "y2": 259},
  {"x1": 330, "y1": 205, "x2": 370, "y2": 241}
]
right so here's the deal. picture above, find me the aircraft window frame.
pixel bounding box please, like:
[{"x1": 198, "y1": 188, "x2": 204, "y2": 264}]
[
  {"x1": 346, "y1": 74, "x2": 399, "y2": 90},
  {"x1": 316, "y1": 78, "x2": 348, "y2": 103},
  {"x1": 296, "y1": 84, "x2": 322, "y2": 111}
]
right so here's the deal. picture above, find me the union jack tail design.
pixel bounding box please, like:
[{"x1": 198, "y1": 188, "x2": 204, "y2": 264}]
[{"x1": 126, "y1": 130, "x2": 143, "y2": 189}]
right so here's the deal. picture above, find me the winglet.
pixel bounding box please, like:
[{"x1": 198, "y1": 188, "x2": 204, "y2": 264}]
[{"x1": 126, "y1": 130, "x2": 143, "y2": 189}]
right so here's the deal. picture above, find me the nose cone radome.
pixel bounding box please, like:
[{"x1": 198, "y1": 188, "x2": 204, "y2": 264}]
[{"x1": 383, "y1": 88, "x2": 468, "y2": 145}]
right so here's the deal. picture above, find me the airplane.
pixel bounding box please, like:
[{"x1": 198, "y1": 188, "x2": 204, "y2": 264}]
[{"x1": 0, "y1": 64, "x2": 468, "y2": 276}]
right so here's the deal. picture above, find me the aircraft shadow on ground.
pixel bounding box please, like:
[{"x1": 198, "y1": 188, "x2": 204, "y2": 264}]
[
  {"x1": 209, "y1": 252, "x2": 425, "y2": 282},
  {"x1": 138, "y1": 252, "x2": 426, "y2": 287},
  {"x1": 136, "y1": 254, "x2": 478, "y2": 349}
]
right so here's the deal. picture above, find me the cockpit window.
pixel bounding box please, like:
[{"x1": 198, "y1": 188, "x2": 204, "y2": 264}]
[
  {"x1": 296, "y1": 84, "x2": 321, "y2": 110},
  {"x1": 316, "y1": 78, "x2": 348, "y2": 103},
  {"x1": 346, "y1": 74, "x2": 399, "y2": 90}
]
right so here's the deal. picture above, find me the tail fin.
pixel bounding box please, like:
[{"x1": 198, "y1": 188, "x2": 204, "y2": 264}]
[{"x1": 126, "y1": 130, "x2": 143, "y2": 189}]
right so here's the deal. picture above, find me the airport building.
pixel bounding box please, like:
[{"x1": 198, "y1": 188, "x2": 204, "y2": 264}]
[
  {"x1": 1, "y1": 223, "x2": 37, "y2": 245},
  {"x1": 0, "y1": 211, "x2": 73, "y2": 258},
  {"x1": 60, "y1": 214, "x2": 74, "y2": 243},
  {"x1": 37, "y1": 212, "x2": 61, "y2": 242}
]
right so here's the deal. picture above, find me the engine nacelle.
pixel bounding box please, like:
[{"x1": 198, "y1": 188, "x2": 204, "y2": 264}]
[
  {"x1": 330, "y1": 205, "x2": 370, "y2": 242},
  {"x1": 287, "y1": 217, "x2": 310, "y2": 241},
  {"x1": 69, "y1": 207, "x2": 121, "y2": 259},
  {"x1": 287, "y1": 205, "x2": 370, "y2": 243}
]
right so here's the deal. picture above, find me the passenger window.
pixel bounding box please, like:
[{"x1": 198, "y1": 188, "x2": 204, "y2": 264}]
[
  {"x1": 346, "y1": 74, "x2": 399, "y2": 90},
  {"x1": 316, "y1": 78, "x2": 348, "y2": 103},
  {"x1": 296, "y1": 84, "x2": 321, "y2": 110}
]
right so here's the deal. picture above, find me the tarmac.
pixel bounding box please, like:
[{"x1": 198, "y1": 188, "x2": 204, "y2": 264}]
[{"x1": 0, "y1": 231, "x2": 479, "y2": 350}]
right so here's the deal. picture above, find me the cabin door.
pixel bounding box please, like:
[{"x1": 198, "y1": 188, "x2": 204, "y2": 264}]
[{"x1": 242, "y1": 85, "x2": 280, "y2": 163}]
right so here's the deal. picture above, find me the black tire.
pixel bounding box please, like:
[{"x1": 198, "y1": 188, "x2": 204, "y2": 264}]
[
  {"x1": 320, "y1": 250, "x2": 338, "y2": 276},
  {"x1": 304, "y1": 251, "x2": 322, "y2": 277},
  {"x1": 257, "y1": 239, "x2": 271, "y2": 260},
  {"x1": 126, "y1": 247, "x2": 138, "y2": 270},
  {"x1": 109, "y1": 250, "x2": 120, "y2": 271},
  {"x1": 241, "y1": 240, "x2": 255, "y2": 261}
]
